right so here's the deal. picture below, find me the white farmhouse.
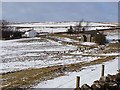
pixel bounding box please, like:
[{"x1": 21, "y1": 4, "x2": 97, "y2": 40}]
[{"x1": 24, "y1": 29, "x2": 37, "y2": 38}]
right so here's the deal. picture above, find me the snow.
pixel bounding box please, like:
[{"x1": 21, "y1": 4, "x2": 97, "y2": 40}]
[
  {"x1": 9, "y1": 22, "x2": 76, "y2": 28},
  {"x1": 80, "y1": 42, "x2": 96, "y2": 46},
  {"x1": 1, "y1": 36, "x2": 118, "y2": 73},
  {"x1": 35, "y1": 27, "x2": 68, "y2": 33},
  {"x1": 0, "y1": 38, "x2": 104, "y2": 74},
  {"x1": 2, "y1": 21, "x2": 119, "y2": 88},
  {"x1": 0, "y1": 38, "x2": 79, "y2": 73},
  {"x1": 82, "y1": 53, "x2": 119, "y2": 56},
  {"x1": 1, "y1": 58, "x2": 79, "y2": 73},
  {"x1": 106, "y1": 34, "x2": 119, "y2": 42},
  {"x1": 9, "y1": 22, "x2": 116, "y2": 28},
  {"x1": 55, "y1": 37, "x2": 79, "y2": 43},
  {"x1": 0, "y1": 38, "x2": 72, "y2": 57},
  {"x1": 0, "y1": 54, "x2": 99, "y2": 73},
  {"x1": 96, "y1": 53, "x2": 119, "y2": 56},
  {"x1": 34, "y1": 57, "x2": 119, "y2": 88},
  {"x1": 70, "y1": 51, "x2": 83, "y2": 55},
  {"x1": 9, "y1": 22, "x2": 117, "y2": 33},
  {"x1": 89, "y1": 22, "x2": 117, "y2": 27}
]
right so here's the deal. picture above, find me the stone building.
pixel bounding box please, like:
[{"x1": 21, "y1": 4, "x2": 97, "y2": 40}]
[{"x1": 80, "y1": 30, "x2": 106, "y2": 45}]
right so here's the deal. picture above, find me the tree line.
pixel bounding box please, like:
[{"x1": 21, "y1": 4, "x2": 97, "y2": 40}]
[{"x1": 0, "y1": 20, "x2": 22, "y2": 40}]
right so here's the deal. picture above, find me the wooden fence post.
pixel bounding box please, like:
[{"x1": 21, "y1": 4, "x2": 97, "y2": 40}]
[
  {"x1": 74, "y1": 76, "x2": 81, "y2": 90},
  {"x1": 101, "y1": 64, "x2": 105, "y2": 81}
]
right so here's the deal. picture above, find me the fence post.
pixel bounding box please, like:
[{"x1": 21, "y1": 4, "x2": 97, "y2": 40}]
[
  {"x1": 74, "y1": 76, "x2": 80, "y2": 90},
  {"x1": 101, "y1": 64, "x2": 105, "y2": 81}
]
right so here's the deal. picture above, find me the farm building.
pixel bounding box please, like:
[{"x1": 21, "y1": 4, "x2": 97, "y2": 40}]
[
  {"x1": 24, "y1": 29, "x2": 37, "y2": 38},
  {"x1": 81, "y1": 30, "x2": 106, "y2": 45},
  {"x1": 67, "y1": 26, "x2": 106, "y2": 45}
]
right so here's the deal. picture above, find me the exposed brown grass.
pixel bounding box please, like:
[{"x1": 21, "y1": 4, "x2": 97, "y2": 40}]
[
  {"x1": 1, "y1": 56, "x2": 116, "y2": 89},
  {"x1": 103, "y1": 43, "x2": 120, "y2": 53}
]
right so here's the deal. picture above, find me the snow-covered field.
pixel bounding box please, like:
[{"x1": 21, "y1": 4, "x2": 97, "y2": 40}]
[
  {"x1": 106, "y1": 33, "x2": 119, "y2": 42},
  {"x1": 0, "y1": 38, "x2": 78, "y2": 73},
  {"x1": 1, "y1": 30, "x2": 119, "y2": 74},
  {"x1": 0, "y1": 37, "x2": 102, "y2": 74},
  {"x1": 34, "y1": 57, "x2": 119, "y2": 88},
  {"x1": 35, "y1": 27, "x2": 68, "y2": 33},
  {"x1": 80, "y1": 42, "x2": 96, "y2": 46},
  {"x1": 9, "y1": 22, "x2": 117, "y2": 33},
  {"x1": 2, "y1": 21, "x2": 119, "y2": 89},
  {"x1": 9, "y1": 22, "x2": 117, "y2": 28}
]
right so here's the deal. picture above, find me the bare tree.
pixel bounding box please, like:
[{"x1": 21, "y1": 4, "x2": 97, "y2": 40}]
[
  {"x1": 83, "y1": 21, "x2": 90, "y2": 31},
  {"x1": 75, "y1": 19, "x2": 84, "y2": 32},
  {"x1": 67, "y1": 26, "x2": 73, "y2": 34},
  {"x1": 0, "y1": 20, "x2": 22, "y2": 40},
  {"x1": 1, "y1": 20, "x2": 12, "y2": 31}
]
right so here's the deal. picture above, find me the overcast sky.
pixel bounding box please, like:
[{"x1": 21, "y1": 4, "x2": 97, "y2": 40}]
[{"x1": 2, "y1": 2, "x2": 118, "y2": 22}]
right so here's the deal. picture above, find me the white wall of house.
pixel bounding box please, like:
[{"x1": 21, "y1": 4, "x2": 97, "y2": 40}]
[{"x1": 25, "y1": 30, "x2": 37, "y2": 38}]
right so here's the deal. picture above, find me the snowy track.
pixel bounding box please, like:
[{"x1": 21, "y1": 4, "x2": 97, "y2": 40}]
[{"x1": 34, "y1": 57, "x2": 119, "y2": 88}]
